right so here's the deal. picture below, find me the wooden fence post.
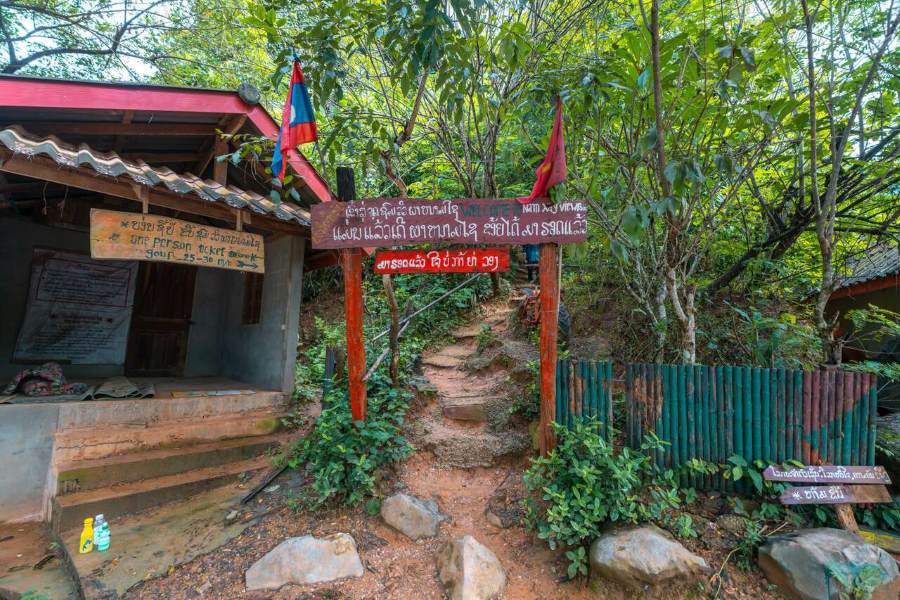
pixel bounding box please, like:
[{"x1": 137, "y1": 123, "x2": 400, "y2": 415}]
[
  {"x1": 539, "y1": 242, "x2": 559, "y2": 456},
  {"x1": 337, "y1": 167, "x2": 367, "y2": 422}
]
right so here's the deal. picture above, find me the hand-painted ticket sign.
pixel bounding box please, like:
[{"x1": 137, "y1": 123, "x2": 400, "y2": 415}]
[
  {"x1": 90, "y1": 208, "x2": 264, "y2": 273},
  {"x1": 374, "y1": 249, "x2": 510, "y2": 274},
  {"x1": 311, "y1": 197, "x2": 588, "y2": 249},
  {"x1": 763, "y1": 465, "x2": 891, "y2": 485},
  {"x1": 779, "y1": 484, "x2": 892, "y2": 505}
]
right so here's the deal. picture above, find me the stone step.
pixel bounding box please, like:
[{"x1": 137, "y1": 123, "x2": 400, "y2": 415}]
[
  {"x1": 421, "y1": 354, "x2": 463, "y2": 369},
  {"x1": 441, "y1": 396, "x2": 500, "y2": 422},
  {"x1": 52, "y1": 456, "x2": 269, "y2": 533},
  {"x1": 56, "y1": 434, "x2": 284, "y2": 495},
  {"x1": 416, "y1": 420, "x2": 531, "y2": 469}
]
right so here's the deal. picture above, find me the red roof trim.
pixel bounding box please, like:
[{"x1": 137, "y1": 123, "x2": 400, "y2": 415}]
[
  {"x1": 830, "y1": 273, "x2": 898, "y2": 300},
  {"x1": 0, "y1": 77, "x2": 333, "y2": 203}
]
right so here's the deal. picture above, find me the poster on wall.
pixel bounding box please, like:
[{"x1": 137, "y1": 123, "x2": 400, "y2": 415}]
[{"x1": 12, "y1": 249, "x2": 139, "y2": 365}]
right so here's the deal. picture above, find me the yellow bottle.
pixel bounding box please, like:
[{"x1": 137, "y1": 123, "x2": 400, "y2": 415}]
[{"x1": 79, "y1": 517, "x2": 94, "y2": 554}]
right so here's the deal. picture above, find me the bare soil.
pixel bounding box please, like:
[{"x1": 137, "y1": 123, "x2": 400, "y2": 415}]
[{"x1": 125, "y1": 298, "x2": 783, "y2": 600}]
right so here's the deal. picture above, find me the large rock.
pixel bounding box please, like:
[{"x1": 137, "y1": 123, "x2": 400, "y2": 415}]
[
  {"x1": 589, "y1": 525, "x2": 709, "y2": 589},
  {"x1": 436, "y1": 535, "x2": 506, "y2": 600},
  {"x1": 758, "y1": 528, "x2": 900, "y2": 600},
  {"x1": 380, "y1": 492, "x2": 446, "y2": 540},
  {"x1": 245, "y1": 533, "x2": 364, "y2": 591}
]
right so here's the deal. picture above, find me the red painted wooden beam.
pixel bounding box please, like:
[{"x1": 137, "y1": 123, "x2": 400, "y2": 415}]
[
  {"x1": 342, "y1": 248, "x2": 367, "y2": 421},
  {"x1": 829, "y1": 274, "x2": 898, "y2": 300},
  {"x1": 539, "y1": 243, "x2": 560, "y2": 456},
  {"x1": 0, "y1": 77, "x2": 333, "y2": 204}
]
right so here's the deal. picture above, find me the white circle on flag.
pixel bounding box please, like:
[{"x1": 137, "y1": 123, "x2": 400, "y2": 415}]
[{"x1": 290, "y1": 104, "x2": 296, "y2": 124}]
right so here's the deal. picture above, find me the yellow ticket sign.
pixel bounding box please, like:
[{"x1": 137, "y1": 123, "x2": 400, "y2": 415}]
[{"x1": 90, "y1": 208, "x2": 264, "y2": 273}]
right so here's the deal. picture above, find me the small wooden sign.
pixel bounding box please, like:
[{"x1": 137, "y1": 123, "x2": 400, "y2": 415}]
[
  {"x1": 373, "y1": 249, "x2": 510, "y2": 274},
  {"x1": 90, "y1": 208, "x2": 264, "y2": 273},
  {"x1": 780, "y1": 484, "x2": 892, "y2": 505},
  {"x1": 311, "y1": 197, "x2": 588, "y2": 249},
  {"x1": 764, "y1": 465, "x2": 891, "y2": 485}
]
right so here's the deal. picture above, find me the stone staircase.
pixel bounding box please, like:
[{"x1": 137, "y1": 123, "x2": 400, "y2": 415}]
[
  {"x1": 411, "y1": 300, "x2": 533, "y2": 468},
  {"x1": 51, "y1": 433, "x2": 283, "y2": 532}
]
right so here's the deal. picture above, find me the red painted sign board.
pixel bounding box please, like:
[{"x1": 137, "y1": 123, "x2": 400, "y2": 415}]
[
  {"x1": 373, "y1": 249, "x2": 510, "y2": 274},
  {"x1": 311, "y1": 197, "x2": 588, "y2": 249}
]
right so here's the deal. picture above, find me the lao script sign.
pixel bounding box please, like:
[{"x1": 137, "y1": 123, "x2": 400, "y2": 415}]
[
  {"x1": 763, "y1": 465, "x2": 891, "y2": 485},
  {"x1": 90, "y1": 208, "x2": 264, "y2": 273},
  {"x1": 780, "y1": 484, "x2": 892, "y2": 505},
  {"x1": 374, "y1": 249, "x2": 510, "y2": 274},
  {"x1": 311, "y1": 197, "x2": 588, "y2": 249}
]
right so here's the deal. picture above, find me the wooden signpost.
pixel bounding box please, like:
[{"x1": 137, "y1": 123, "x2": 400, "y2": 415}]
[
  {"x1": 373, "y1": 249, "x2": 509, "y2": 274},
  {"x1": 90, "y1": 208, "x2": 265, "y2": 273},
  {"x1": 313, "y1": 181, "x2": 587, "y2": 452},
  {"x1": 765, "y1": 464, "x2": 893, "y2": 532},
  {"x1": 311, "y1": 197, "x2": 588, "y2": 248}
]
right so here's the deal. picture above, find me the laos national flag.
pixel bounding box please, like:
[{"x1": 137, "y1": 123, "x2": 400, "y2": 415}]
[{"x1": 271, "y1": 62, "x2": 318, "y2": 182}]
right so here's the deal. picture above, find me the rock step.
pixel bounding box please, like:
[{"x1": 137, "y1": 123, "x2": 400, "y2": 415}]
[
  {"x1": 441, "y1": 396, "x2": 503, "y2": 422},
  {"x1": 417, "y1": 421, "x2": 530, "y2": 468},
  {"x1": 421, "y1": 355, "x2": 463, "y2": 369},
  {"x1": 52, "y1": 455, "x2": 269, "y2": 533},
  {"x1": 56, "y1": 433, "x2": 284, "y2": 495}
]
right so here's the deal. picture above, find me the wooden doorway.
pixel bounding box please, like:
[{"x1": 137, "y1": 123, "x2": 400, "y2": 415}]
[{"x1": 125, "y1": 262, "x2": 197, "y2": 377}]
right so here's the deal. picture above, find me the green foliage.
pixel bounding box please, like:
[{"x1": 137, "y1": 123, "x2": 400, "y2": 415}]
[
  {"x1": 734, "y1": 520, "x2": 764, "y2": 572},
  {"x1": 524, "y1": 420, "x2": 683, "y2": 577},
  {"x1": 826, "y1": 561, "x2": 892, "y2": 600},
  {"x1": 285, "y1": 386, "x2": 413, "y2": 508},
  {"x1": 475, "y1": 324, "x2": 496, "y2": 353}
]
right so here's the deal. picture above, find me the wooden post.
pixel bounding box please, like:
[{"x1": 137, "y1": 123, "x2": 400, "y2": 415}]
[
  {"x1": 382, "y1": 274, "x2": 401, "y2": 387},
  {"x1": 539, "y1": 242, "x2": 559, "y2": 456},
  {"x1": 337, "y1": 166, "x2": 367, "y2": 421}
]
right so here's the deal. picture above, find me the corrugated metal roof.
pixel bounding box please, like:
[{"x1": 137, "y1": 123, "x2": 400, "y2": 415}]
[
  {"x1": 838, "y1": 243, "x2": 900, "y2": 289},
  {"x1": 0, "y1": 125, "x2": 310, "y2": 227}
]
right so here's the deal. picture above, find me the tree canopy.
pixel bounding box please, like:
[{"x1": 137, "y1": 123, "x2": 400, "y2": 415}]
[{"x1": 3, "y1": 0, "x2": 898, "y2": 366}]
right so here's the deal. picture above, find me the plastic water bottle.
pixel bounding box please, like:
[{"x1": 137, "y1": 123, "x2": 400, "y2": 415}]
[{"x1": 93, "y1": 514, "x2": 110, "y2": 552}]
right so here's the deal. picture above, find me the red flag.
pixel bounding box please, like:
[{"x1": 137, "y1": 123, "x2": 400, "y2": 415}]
[{"x1": 519, "y1": 96, "x2": 566, "y2": 203}]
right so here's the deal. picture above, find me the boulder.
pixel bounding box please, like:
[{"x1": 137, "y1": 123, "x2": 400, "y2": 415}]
[
  {"x1": 436, "y1": 535, "x2": 507, "y2": 600},
  {"x1": 589, "y1": 524, "x2": 709, "y2": 589},
  {"x1": 380, "y1": 492, "x2": 446, "y2": 540},
  {"x1": 245, "y1": 533, "x2": 364, "y2": 591},
  {"x1": 758, "y1": 528, "x2": 900, "y2": 600}
]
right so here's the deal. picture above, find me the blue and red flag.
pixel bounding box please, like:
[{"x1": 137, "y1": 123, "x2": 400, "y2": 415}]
[{"x1": 271, "y1": 61, "x2": 318, "y2": 183}]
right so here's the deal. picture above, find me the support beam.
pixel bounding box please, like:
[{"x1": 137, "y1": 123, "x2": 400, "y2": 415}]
[
  {"x1": 0, "y1": 151, "x2": 306, "y2": 236},
  {"x1": 539, "y1": 242, "x2": 560, "y2": 456},
  {"x1": 20, "y1": 122, "x2": 217, "y2": 136},
  {"x1": 337, "y1": 166, "x2": 367, "y2": 422}
]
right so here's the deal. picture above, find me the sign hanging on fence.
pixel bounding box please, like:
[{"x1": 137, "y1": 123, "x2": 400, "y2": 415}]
[
  {"x1": 373, "y1": 249, "x2": 509, "y2": 274},
  {"x1": 311, "y1": 197, "x2": 588, "y2": 249},
  {"x1": 779, "y1": 484, "x2": 892, "y2": 505},
  {"x1": 90, "y1": 209, "x2": 265, "y2": 273},
  {"x1": 763, "y1": 465, "x2": 891, "y2": 485}
]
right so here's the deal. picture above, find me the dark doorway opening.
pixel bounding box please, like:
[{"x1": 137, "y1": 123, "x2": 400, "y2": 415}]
[{"x1": 125, "y1": 262, "x2": 197, "y2": 377}]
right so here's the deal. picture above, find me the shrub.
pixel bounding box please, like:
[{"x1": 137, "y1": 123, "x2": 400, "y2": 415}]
[
  {"x1": 524, "y1": 420, "x2": 681, "y2": 576},
  {"x1": 285, "y1": 386, "x2": 413, "y2": 508}
]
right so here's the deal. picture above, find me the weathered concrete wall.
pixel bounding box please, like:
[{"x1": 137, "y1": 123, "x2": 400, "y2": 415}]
[
  {"x1": 0, "y1": 404, "x2": 60, "y2": 522},
  {"x1": 183, "y1": 266, "x2": 229, "y2": 377},
  {"x1": 0, "y1": 217, "x2": 124, "y2": 380},
  {"x1": 220, "y1": 235, "x2": 304, "y2": 392}
]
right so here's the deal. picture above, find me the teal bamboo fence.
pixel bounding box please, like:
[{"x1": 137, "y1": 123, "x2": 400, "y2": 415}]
[
  {"x1": 553, "y1": 360, "x2": 879, "y2": 490},
  {"x1": 625, "y1": 363, "x2": 878, "y2": 489},
  {"x1": 555, "y1": 359, "x2": 614, "y2": 441}
]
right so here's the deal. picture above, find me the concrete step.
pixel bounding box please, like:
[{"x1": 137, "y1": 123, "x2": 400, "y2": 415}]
[
  {"x1": 441, "y1": 395, "x2": 503, "y2": 422},
  {"x1": 56, "y1": 434, "x2": 283, "y2": 495},
  {"x1": 52, "y1": 456, "x2": 269, "y2": 533},
  {"x1": 421, "y1": 354, "x2": 463, "y2": 369}
]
